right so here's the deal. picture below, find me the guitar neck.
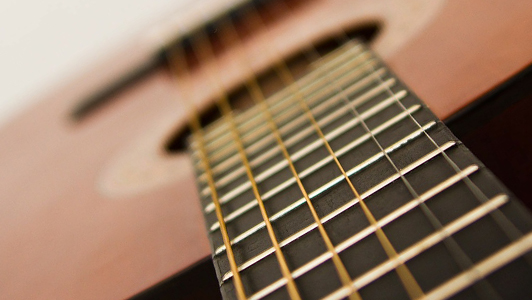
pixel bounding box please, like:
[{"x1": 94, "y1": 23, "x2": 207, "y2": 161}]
[{"x1": 188, "y1": 40, "x2": 532, "y2": 299}]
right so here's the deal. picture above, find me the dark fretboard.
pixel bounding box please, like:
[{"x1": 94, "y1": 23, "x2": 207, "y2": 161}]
[{"x1": 188, "y1": 41, "x2": 532, "y2": 299}]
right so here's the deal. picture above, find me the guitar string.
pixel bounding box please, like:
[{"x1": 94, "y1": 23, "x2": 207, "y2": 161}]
[
  {"x1": 189, "y1": 24, "x2": 302, "y2": 300},
  {"x1": 256, "y1": 193, "x2": 508, "y2": 300},
  {"x1": 197, "y1": 7, "x2": 528, "y2": 276},
  {"x1": 196, "y1": 40, "x2": 356, "y2": 138},
  {"x1": 177, "y1": 0, "x2": 524, "y2": 298},
  {"x1": 242, "y1": 3, "x2": 425, "y2": 299},
  {"x1": 271, "y1": 0, "x2": 504, "y2": 297},
  {"x1": 213, "y1": 13, "x2": 361, "y2": 300},
  {"x1": 322, "y1": 194, "x2": 512, "y2": 300},
  {"x1": 221, "y1": 154, "x2": 472, "y2": 282},
  {"x1": 188, "y1": 5, "x2": 490, "y2": 298},
  {"x1": 165, "y1": 44, "x2": 247, "y2": 300}
]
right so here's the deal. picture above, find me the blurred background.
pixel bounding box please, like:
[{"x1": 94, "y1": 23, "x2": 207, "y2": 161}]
[{"x1": 0, "y1": 0, "x2": 192, "y2": 126}]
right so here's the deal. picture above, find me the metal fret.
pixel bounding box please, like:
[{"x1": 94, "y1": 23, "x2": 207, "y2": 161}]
[
  {"x1": 249, "y1": 189, "x2": 507, "y2": 300},
  {"x1": 200, "y1": 49, "x2": 369, "y2": 148},
  {"x1": 358, "y1": 35, "x2": 530, "y2": 262},
  {"x1": 197, "y1": 56, "x2": 374, "y2": 161},
  {"x1": 425, "y1": 231, "x2": 532, "y2": 300}
]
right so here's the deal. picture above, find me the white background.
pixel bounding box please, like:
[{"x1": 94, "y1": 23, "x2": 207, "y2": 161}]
[{"x1": 0, "y1": 0, "x2": 192, "y2": 126}]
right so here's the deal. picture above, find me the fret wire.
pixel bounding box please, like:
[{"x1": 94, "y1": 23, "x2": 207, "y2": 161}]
[
  {"x1": 297, "y1": 39, "x2": 502, "y2": 298},
  {"x1": 425, "y1": 231, "x2": 532, "y2": 300},
  {"x1": 190, "y1": 24, "x2": 302, "y2": 300},
  {"x1": 210, "y1": 103, "x2": 419, "y2": 231},
  {"x1": 165, "y1": 45, "x2": 247, "y2": 300},
  {"x1": 202, "y1": 87, "x2": 405, "y2": 208},
  {"x1": 197, "y1": 48, "x2": 369, "y2": 151},
  {"x1": 195, "y1": 43, "x2": 365, "y2": 145},
  {"x1": 249, "y1": 172, "x2": 504, "y2": 300},
  {"x1": 219, "y1": 15, "x2": 361, "y2": 300},
  {"x1": 245, "y1": 4, "x2": 425, "y2": 298},
  {"x1": 322, "y1": 194, "x2": 511, "y2": 300},
  {"x1": 198, "y1": 66, "x2": 388, "y2": 184},
  {"x1": 215, "y1": 123, "x2": 448, "y2": 258},
  {"x1": 222, "y1": 157, "x2": 476, "y2": 283},
  {"x1": 196, "y1": 55, "x2": 380, "y2": 169}
]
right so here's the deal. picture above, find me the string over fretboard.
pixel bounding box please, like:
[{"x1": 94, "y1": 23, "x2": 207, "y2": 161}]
[{"x1": 187, "y1": 40, "x2": 532, "y2": 300}]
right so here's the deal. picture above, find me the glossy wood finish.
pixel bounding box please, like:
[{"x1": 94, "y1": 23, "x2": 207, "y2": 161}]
[{"x1": 1, "y1": 0, "x2": 531, "y2": 299}]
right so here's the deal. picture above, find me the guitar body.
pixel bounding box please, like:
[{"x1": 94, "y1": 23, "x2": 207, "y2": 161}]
[{"x1": 0, "y1": 0, "x2": 531, "y2": 299}]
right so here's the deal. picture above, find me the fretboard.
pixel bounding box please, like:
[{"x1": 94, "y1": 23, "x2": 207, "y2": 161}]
[{"x1": 188, "y1": 41, "x2": 532, "y2": 299}]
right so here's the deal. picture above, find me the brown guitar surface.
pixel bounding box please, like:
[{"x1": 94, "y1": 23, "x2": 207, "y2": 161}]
[{"x1": 0, "y1": 0, "x2": 531, "y2": 299}]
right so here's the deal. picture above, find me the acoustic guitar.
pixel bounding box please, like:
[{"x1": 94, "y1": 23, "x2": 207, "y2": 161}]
[{"x1": 1, "y1": 0, "x2": 531, "y2": 299}]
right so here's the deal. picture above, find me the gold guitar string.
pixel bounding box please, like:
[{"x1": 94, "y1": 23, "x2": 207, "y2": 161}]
[
  {"x1": 166, "y1": 45, "x2": 247, "y2": 300},
  {"x1": 243, "y1": 4, "x2": 425, "y2": 299},
  {"x1": 270, "y1": 0, "x2": 507, "y2": 298},
  {"x1": 189, "y1": 26, "x2": 302, "y2": 300},
  {"x1": 215, "y1": 15, "x2": 361, "y2": 300}
]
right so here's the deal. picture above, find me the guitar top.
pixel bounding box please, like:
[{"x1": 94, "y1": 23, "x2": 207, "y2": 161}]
[{"x1": 0, "y1": 0, "x2": 531, "y2": 299}]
